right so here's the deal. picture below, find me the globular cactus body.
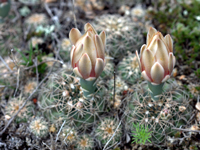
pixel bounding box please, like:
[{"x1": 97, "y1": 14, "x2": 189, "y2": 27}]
[
  {"x1": 93, "y1": 15, "x2": 143, "y2": 63},
  {"x1": 39, "y1": 72, "x2": 106, "y2": 130},
  {"x1": 125, "y1": 79, "x2": 194, "y2": 144}
]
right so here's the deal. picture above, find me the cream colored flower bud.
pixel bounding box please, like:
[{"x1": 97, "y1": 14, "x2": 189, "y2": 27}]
[
  {"x1": 136, "y1": 27, "x2": 176, "y2": 85},
  {"x1": 69, "y1": 23, "x2": 106, "y2": 81}
]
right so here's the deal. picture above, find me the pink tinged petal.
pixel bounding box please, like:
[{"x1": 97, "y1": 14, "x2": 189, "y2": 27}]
[
  {"x1": 164, "y1": 34, "x2": 173, "y2": 53},
  {"x1": 70, "y1": 45, "x2": 75, "y2": 67},
  {"x1": 95, "y1": 58, "x2": 104, "y2": 78},
  {"x1": 87, "y1": 30, "x2": 94, "y2": 39},
  {"x1": 69, "y1": 28, "x2": 82, "y2": 45},
  {"x1": 141, "y1": 71, "x2": 151, "y2": 82},
  {"x1": 73, "y1": 67, "x2": 83, "y2": 78},
  {"x1": 83, "y1": 35, "x2": 97, "y2": 68},
  {"x1": 155, "y1": 39, "x2": 169, "y2": 75},
  {"x1": 142, "y1": 49, "x2": 155, "y2": 79},
  {"x1": 84, "y1": 23, "x2": 97, "y2": 34},
  {"x1": 168, "y1": 53, "x2": 174, "y2": 74},
  {"x1": 161, "y1": 75, "x2": 170, "y2": 83},
  {"x1": 147, "y1": 27, "x2": 157, "y2": 46},
  {"x1": 147, "y1": 34, "x2": 160, "y2": 56},
  {"x1": 72, "y1": 44, "x2": 84, "y2": 68},
  {"x1": 99, "y1": 31, "x2": 106, "y2": 48},
  {"x1": 136, "y1": 51, "x2": 142, "y2": 71},
  {"x1": 78, "y1": 53, "x2": 92, "y2": 79},
  {"x1": 140, "y1": 44, "x2": 146, "y2": 57},
  {"x1": 95, "y1": 35, "x2": 105, "y2": 59},
  {"x1": 150, "y1": 62, "x2": 164, "y2": 84},
  {"x1": 173, "y1": 56, "x2": 176, "y2": 67}
]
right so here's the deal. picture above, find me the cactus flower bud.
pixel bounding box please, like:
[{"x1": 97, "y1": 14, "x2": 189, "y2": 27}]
[
  {"x1": 136, "y1": 27, "x2": 175, "y2": 85},
  {"x1": 69, "y1": 23, "x2": 106, "y2": 81}
]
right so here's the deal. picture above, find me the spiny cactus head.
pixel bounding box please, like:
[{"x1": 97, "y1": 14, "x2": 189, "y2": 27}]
[
  {"x1": 77, "y1": 134, "x2": 94, "y2": 150},
  {"x1": 126, "y1": 80, "x2": 194, "y2": 144},
  {"x1": 29, "y1": 117, "x2": 49, "y2": 138},
  {"x1": 39, "y1": 72, "x2": 106, "y2": 129},
  {"x1": 130, "y1": 4, "x2": 146, "y2": 21},
  {"x1": 4, "y1": 95, "x2": 34, "y2": 123},
  {"x1": 60, "y1": 126, "x2": 78, "y2": 145},
  {"x1": 96, "y1": 118, "x2": 122, "y2": 147},
  {"x1": 93, "y1": 15, "x2": 143, "y2": 61}
]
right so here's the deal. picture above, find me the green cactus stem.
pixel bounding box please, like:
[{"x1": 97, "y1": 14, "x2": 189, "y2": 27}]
[
  {"x1": 148, "y1": 81, "x2": 165, "y2": 101},
  {"x1": 0, "y1": 0, "x2": 11, "y2": 23},
  {"x1": 80, "y1": 78, "x2": 97, "y2": 98}
]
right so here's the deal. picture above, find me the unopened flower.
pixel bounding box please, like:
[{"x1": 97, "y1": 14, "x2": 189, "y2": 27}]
[
  {"x1": 136, "y1": 27, "x2": 176, "y2": 85},
  {"x1": 69, "y1": 23, "x2": 106, "y2": 81}
]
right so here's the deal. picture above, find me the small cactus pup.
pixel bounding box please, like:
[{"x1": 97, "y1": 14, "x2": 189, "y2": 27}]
[
  {"x1": 4, "y1": 94, "x2": 34, "y2": 123},
  {"x1": 69, "y1": 23, "x2": 106, "y2": 98},
  {"x1": 76, "y1": 134, "x2": 94, "y2": 150},
  {"x1": 59, "y1": 125, "x2": 78, "y2": 147},
  {"x1": 136, "y1": 27, "x2": 176, "y2": 101},
  {"x1": 29, "y1": 117, "x2": 49, "y2": 138},
  {"x1": 0, "y1": 0, "x2": 11, "y2": 23},
  {"x1": 96, "y1": 117, "x2": 122, "y2": 149}
]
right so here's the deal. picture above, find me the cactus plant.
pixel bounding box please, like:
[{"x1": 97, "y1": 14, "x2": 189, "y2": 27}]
[
  {"x1": 29, "y1": 117, "x2": 49, "y2": 138},
  {"x1": 125, "y1": 79, "x2": 194, "y2": 144},
  {"x1": 96, "y1": 117, "x2": 122, "y2": 148},
  {"x1": 4, "y1": 94, "x2": 34, "y2": 123},
  {"x1": 130, "y1": 4, "x2": 146, "y2": 22},
  {"x1": 93, "y1": 14, "x2": 143, "y2": 63},
  {"x1": 76, "y1": 134, "x2": 94, "y2": 150},
  {"x1": 38, "y1": 72, "x2": 106, "y2": 130},
  {"x1": 59, "y1": 125, "x2": 78, "y2": 146}
]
